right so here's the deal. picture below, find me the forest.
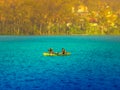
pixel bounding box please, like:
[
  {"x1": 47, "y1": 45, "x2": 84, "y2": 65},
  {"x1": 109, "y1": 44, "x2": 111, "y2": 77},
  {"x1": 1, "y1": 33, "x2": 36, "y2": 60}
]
[{"x1": 0, "y1": 0, "x2": 120, "y2": 35}]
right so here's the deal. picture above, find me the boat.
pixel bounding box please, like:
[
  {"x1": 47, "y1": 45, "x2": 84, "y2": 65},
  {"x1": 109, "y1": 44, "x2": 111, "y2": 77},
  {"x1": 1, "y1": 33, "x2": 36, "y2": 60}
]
[{"x1": 43, "y1": 52, "x2": 71, "y2": 56}]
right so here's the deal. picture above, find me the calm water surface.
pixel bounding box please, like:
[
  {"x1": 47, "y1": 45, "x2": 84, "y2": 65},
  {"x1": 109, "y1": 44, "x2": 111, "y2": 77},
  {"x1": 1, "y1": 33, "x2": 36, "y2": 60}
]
[{"x1": 0, "y1": 36, "x2": 120, "y2": 90}]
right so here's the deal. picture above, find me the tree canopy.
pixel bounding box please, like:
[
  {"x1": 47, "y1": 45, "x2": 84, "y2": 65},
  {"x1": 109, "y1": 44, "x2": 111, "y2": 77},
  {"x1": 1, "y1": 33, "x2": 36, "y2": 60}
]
[{"x1": 0, "y1": 0, "x2": 120, "y2": 35}]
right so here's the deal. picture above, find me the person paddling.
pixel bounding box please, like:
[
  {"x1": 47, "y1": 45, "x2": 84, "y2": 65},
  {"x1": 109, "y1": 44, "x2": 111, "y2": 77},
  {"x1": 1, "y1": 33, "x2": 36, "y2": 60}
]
[
  {"x1": 62, "y1": 48, "x2": 66, "y2": 54},
  {"x1": 48, "y1": 48, "x2": 54, "y2": 54}
]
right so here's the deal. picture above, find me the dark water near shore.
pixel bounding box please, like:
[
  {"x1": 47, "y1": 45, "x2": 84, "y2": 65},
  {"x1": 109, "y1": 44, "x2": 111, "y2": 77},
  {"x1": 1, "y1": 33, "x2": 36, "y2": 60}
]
[{"x1": 0, "y1": 36, "x2": 120, "y2": 90}]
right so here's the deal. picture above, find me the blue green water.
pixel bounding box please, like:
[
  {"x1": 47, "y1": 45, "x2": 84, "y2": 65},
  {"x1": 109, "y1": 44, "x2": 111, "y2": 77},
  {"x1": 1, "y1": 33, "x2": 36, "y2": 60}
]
[{"x1": 0, "y1": 36, "x2": 120, "y2": 90}]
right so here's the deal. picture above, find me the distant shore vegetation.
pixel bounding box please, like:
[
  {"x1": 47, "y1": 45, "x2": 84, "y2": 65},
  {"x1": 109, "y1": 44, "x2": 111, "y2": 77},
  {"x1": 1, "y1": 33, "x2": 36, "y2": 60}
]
[{"x1": 0, "y1": 0, "x2": 120, "y2": 35}]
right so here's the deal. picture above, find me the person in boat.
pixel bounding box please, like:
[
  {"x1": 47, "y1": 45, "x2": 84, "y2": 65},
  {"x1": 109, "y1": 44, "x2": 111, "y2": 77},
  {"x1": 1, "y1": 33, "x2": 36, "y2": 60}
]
[
  {"x1": 48, "y1": 48, "x2": 54, "y2": 54},
  {"x1": 62, "y1": 48, "x2": 66, "y2": 54}
]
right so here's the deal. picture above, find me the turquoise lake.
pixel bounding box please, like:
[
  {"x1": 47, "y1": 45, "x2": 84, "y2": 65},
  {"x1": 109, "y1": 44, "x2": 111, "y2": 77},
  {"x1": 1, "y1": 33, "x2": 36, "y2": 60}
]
[{"x1": 0, "y1": 36, "x2": 120, "y2": 90}]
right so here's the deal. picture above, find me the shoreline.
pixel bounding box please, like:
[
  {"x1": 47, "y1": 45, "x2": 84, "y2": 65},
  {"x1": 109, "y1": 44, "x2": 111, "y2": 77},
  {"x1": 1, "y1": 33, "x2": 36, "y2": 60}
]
[{"x1": 0, "y1": 34, "x2": 120, "y2": 36}]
